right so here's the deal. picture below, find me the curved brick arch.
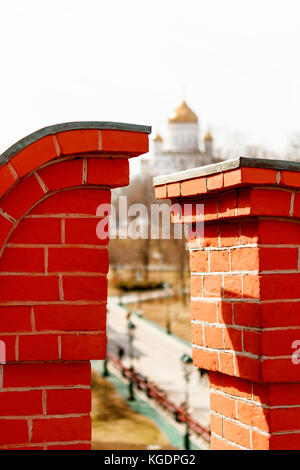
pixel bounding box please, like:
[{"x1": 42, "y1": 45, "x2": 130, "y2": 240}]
[{"x1": 0, "y1": 122, "x2": 150, "y2": 450}]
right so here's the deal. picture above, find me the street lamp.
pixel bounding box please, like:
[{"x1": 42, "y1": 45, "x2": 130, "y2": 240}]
[
  {"x1": 180, "y1": 353, "x2": 193, "y2": 451},
  {"x1": 102, "y1": 306, "x2": 110, "y2": 377},
  {"x1": 166, "y1": 304, "x2": 171, "y2": 335},
  {"x1": 127, "y1": 312, "x2": 136, "y2": 401}
]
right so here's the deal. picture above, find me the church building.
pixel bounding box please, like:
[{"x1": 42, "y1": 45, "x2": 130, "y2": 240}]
[{"x1": 141, "y1": 100, "x2": 220, "y2": 177}]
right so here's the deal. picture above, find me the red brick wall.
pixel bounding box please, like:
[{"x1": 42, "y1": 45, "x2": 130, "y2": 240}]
[
  {"x1": 155, "y1": 165, "x2": 300, "y2": 450},
  {"x1": 0, "y1": 125, "x2": 149, "y2": 449}
]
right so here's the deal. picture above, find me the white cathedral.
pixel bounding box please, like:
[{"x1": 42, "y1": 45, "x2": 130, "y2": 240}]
[{"x1": 141, "y1": 100, "x2": 221, "y2": 177}]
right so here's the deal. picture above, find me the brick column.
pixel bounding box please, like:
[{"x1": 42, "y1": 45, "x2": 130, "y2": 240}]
[
  {"x1": 0, "y1": 122, "x2": 150, "y2": 449},
  {"x1": 154, "y1": 157, "x2": 300, "y2": 450}
]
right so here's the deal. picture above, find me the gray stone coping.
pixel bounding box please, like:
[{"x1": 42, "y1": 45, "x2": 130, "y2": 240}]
[
  {"x1": 0, "y1": 121, "x2": 151, "y2": 167},
  {"x1": 153, "y1": 156, "x2": 300, "y2": 186}
]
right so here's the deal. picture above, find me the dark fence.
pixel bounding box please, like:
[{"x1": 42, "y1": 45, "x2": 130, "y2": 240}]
[{"x1": 108, "y1": 353, "x2": 211, "y2": 443}]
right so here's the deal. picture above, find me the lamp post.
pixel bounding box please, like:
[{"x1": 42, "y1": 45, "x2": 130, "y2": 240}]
[
  {"x1": 102, "y1": 306, "x2": 109, "y2": 377},
  {"x1": 180, "y1": 353, "x2": 193, "y2": 450},
  {"x1": 127, "y1": 312, "x2": 136, "y2": 401},
  {"x1": 166, "y1": 304, "x2": 171, "y2": 335}
]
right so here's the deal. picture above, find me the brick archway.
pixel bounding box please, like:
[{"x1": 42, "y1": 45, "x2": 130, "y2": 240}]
[{"x1": 0, "y1": 122, "x2": 150, "y2": 449}]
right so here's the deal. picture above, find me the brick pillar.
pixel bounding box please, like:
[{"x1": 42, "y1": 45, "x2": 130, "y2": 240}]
[
  {"x1": 0, "y1": 122, "x2": 150, "y2": 449},
  {"x1": 154, "y1": 158, "x2": 300, "y2": 450}
]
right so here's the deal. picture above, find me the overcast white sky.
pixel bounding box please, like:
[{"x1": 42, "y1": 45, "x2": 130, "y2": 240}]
[{"x1": 1, "y1": 0, "x2": 300, "y2": 163}]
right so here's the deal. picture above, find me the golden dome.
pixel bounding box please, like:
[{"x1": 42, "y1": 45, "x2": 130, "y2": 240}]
[
  {"x1": 168, "y1": 100, "x2": 198, "y2": 123},
  {"x1": 153, "y1": 132, "x2": 163, "y2": 142},
  {"x1": 204, "y1": 131, "x2": 213, "y2": 141}
]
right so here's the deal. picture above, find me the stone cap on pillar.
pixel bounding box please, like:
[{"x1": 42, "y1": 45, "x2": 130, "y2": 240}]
[
  {"x1": 154, "y1": 156, "x2": 300, "y2": 221},
  {"x1": 154, "y1": 157, "x2": 300, "y2": 384}
]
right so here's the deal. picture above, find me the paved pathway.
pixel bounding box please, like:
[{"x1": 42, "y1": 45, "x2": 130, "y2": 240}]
[{"x1": 107, "y1": 296, "x2": 210, "y2": 428}]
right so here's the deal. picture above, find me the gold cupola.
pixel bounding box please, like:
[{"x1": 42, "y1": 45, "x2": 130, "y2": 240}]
[
  {"x1": 168, "y1": 100, "x2": 198, "y2": 124},
  {"x1": 204, "y1": 131, "x2": 213, "y2": 141},
  {"x1": 152, "y1": 132, "x2": 163, "y2": 142}
]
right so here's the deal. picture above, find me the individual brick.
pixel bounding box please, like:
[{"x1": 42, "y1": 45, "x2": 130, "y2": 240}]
[
  {"x1": 62, "y1": 276, "x2": 107, "y2": 301},
  {"x1": 210, "y1": 392, "x2": 236, "y2": 419},
  {"x1": 47, "y1": 247, "x2": 109, "y2": 273},
  {"x1": 203, "y1": 275, "x2": 222, "y2": 297},
  {"x1": 190, "y1": 276, "x2": 202, "y2": 297},
  {"x1": 57, "y1": 129, "x2": 98, "y2": 155},
  {"x1": 243, "y1": 330, "x2": 261, "y2": 355},
  {"x1": 0, "y1": 391, "x2": 43, "y2": 416},
  {"x1": 233, "y1": 303, "x2": 261, "y2": 327},
  {"x1": 181, "y1": 177, "x2": 206, "y2": 196},
  {"x1": 9, "y1": 218, "x2": 62, "y2": 244},
  {"x1": 207, "y1": 173, "x2": 223, "y2": 191},
  {"x1": 281, "y1": 170, "x2": 300, "y2": 188},
  {"x1": 154, "y1": 185, "x2": 167, "y2": 199},
  {"x1": 223, "y1": 327, "x2": 242, "y2": 351},
  {"x1": 258, "y1": 220, "x2": 300, "y2": 245},
  {"x1": 30, "y1": 188, "x2": 110, "y2": 216},
  {"x1": 2, "y1": 362, "x2": 91, "y2": 388},
  {"x1": 0, "y1": 164, "x2": 17, "y2": 198},
  {"x1": 218, "y1": 302, "x2": 233, "y2": 324},
  {"x1": 223, "y1": 167, "x2": 277, "y2": 188},
  {"x1": 61, "y1": 333, "x2": 107, "y2": 360},
  {"x1": 0, "y1": 247, "x2": 44, "y2": 272},
  {"x1": 0, "y1": 419, "x2": 28, "y2": 445},
  {"x1": 219, "y1": 223, "x2": 239, "y2": 247},
  {"x1": 210, "y1": 435, "x2": 237, "y2": 450},
  {"x1": 192, "y1": 348, "x2": 219, "y2": 371},
  {"x1": 223, "y1": 419, "x2": 250, "y2": 448},
  {"x1": 191, "y1": 324, "x2": 203, "y2": 346},
  {"x1": 46, "y1": 389, "x2": 91, "y2": 415},
  {"x1": 18, "y1": 334, "x2": 59, "y2": 361},
  {"x1": 10, "y1": 136, "x2": 58, "y2": 177},
  {"x1": 101, "y1": 130, "x2": 149, "y2": 156},
  {"x1": 65, "y1": 218, "x2": 109, "y2": 245},
  {"x1": 0, "y1": 306, "x2": 31, "y2": 332},
  {"x1": 210, "y1": 413, "x2": 223, "y2": 436},
  {"x1": 0, "y1": 336, "x2": 16, "y2": 361},
  {"x1": 224, "y1": 275, "x2": 242, "y2": 298},
  {"x1": 37, "y1": 159, "x2": 83, "y2": 191},
  {"x1": 190, "y1": 251, "x2": 208, "y2": 272},
  {"x1": 230, "y1": 247, "x2": 259, "y2": 272},
  {"x1": 260, "y1": 273, "x2": 300, "y2": 300},
  {"x1": 250, "y1": 188, "x2": 292, "y2": 217},
  {"x1": 34, "y1": 305, "x2": 106, "y2": 332},
  {"x1": 87, "y1": 158, "x2": 129, "y2": 187},
  {"x1": 0, "y1": 276, "x2": 59, "y2": 302},
  {"x1": 0, "y1": 175, "x2": 45, "y2": 220},
  {"x1": 261, "y1": 329, "x2": 300, "y2": 356},
  {"x1": 222, "y1": 374, "x2": 252, "y2": 400},
  {"x1": 219, "y1": 352, "x2": 235, "y2": 376},
  {"x1": 0, "y1": 214, "x2": 14, "y2": 248},
  {"x1": 210, "y1": 250, "x2": 230, "y2": 272},
  {"x1": 236, "y1": 400, "x2": 269, "y2": 432},
  {"x1": 259, "y1": 247, "x2": 298, "y2": 271},
  {"x1": 191, "y1": 301, "x2": 217, "y2": 323},
  {"x1": 31, "y1": 415, "x2": 91, "y2": 443},
  {"x1": 217, "y1": 191, "x2": 236, "y2": 218},
  {"x1": 204, "y1": 325, "x2": 224, "y2": 349},
  {"x1": 242, "y1": 274, "x2": 260, "y2": 298}
]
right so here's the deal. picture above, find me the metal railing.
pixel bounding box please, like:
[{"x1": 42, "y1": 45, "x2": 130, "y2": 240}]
[{"x1": 108, "y1": 352, "x2": 211, "y2": 443}]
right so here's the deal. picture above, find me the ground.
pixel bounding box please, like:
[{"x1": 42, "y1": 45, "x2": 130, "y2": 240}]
[{"x1": 91, "y1": 371, "x2": 174, "y2": 450}]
